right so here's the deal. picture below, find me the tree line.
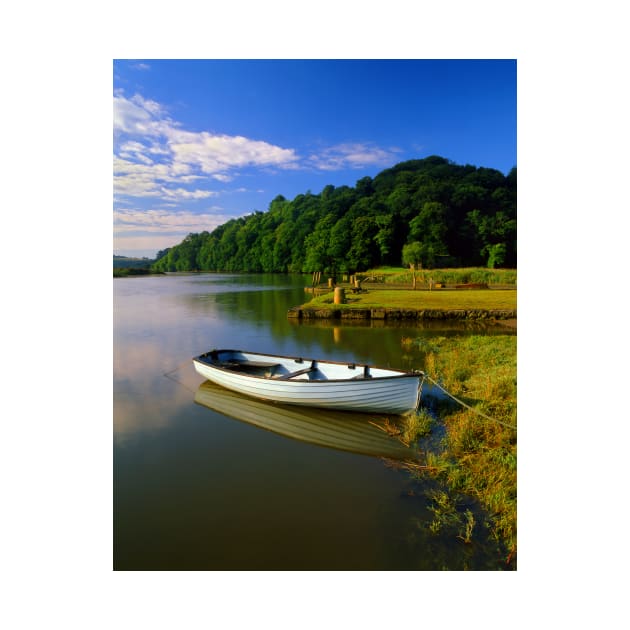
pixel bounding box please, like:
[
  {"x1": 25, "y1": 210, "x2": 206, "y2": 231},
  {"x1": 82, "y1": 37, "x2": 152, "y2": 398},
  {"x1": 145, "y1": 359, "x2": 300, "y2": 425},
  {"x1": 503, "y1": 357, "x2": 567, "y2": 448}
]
[{"x1": 152, "y1": 156, "x2": 516, "y2": 274}]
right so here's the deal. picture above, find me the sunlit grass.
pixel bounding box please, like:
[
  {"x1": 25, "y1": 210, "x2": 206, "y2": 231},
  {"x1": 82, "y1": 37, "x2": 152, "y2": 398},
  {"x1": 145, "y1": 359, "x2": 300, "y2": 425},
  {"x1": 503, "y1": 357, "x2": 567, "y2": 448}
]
[
  {"x1": 305, "y1": 289, "x2": 517, "y2": 311},
  {"x1": 405, "y1": 335, "x2": 517, "y2": 565},
  {"x1": 366, "y1": 267, "x2": 517, "y2": 285},
  {"x1": 363, "y1": 266, "x2": 517, "y2": 286}
]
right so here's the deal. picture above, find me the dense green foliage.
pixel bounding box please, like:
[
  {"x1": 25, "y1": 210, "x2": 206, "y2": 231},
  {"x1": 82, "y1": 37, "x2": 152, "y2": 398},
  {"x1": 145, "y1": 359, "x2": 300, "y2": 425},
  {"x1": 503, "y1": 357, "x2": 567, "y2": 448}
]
[
  {"x1": 113, "y1": 255, "x2": 154, "y2": 269},
  {"x1": 152, "y1": 156, "x2": 516, "y2": 273}
]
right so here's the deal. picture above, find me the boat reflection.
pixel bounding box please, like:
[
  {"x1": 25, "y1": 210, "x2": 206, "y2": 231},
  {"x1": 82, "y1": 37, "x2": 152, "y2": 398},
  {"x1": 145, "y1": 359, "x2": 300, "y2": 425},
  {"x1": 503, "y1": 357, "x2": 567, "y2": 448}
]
[{"x1": 194, "y1": 380, "x2": 417, "y2": 460}]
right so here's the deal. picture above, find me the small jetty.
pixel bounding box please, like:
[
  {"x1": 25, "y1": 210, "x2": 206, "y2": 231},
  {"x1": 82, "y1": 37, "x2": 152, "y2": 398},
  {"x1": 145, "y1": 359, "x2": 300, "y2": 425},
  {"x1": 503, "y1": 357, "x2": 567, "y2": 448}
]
[{"x1": 295, "y1": 273, "x2": 515, "y2": 322}]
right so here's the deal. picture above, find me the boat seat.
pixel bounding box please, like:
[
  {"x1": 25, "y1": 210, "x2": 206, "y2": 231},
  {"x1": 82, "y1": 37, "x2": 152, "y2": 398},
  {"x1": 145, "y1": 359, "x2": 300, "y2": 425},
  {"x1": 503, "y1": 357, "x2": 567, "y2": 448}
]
[
  {"x1": 274, "y1": 360, "x2": 319, "y2": 380},
  {"x1": 275, "y1": 366, "x2": 317, "y2": 380},
  {"x1": 219, "y1": 359, "x2": 282, "y2": 378}
]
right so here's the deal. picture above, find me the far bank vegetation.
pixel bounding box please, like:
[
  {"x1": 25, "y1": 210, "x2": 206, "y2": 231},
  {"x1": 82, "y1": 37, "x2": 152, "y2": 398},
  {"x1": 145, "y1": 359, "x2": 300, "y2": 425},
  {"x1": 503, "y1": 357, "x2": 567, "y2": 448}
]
[{"x1": 152, "y1": 156, "x2": 516, "y2": 274}]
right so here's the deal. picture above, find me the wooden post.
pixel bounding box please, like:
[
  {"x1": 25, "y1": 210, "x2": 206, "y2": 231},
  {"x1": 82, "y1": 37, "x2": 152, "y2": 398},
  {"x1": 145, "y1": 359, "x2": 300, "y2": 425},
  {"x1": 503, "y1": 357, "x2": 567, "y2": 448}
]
[{"x1": 334, "y1": 287, "x2": 345, "y2": 304}]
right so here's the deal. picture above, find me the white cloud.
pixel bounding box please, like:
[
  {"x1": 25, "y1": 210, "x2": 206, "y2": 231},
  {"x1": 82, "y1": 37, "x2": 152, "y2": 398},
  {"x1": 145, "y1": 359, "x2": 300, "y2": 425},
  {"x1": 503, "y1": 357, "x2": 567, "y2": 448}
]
[
  {"x1": 147, "y1": 142, "x2": 170, "y2": 156},
  {"x1": 113, "y1": 94, "x2": 169, "y2": 137},
  {"x1": 114, "y1": 209, "x2": 235, "y2": 243},
  {"x1": 134, "y1": 94, "x2": 164, "y2": 117},
  {"x1": 308, "y1": 142, "x2": 401, "y2": 170},
  {"x1": 120, "y1": 141, "x2": 148, "y2": 153},
  {"x1": 113, "y1": 157, "x2": 216, "y2": 199},
  {"x1": 160, "y1": 187, "x2": 216, "y2": 200},
  {"x1": 114, "y1": 93, "x2": 401, "y2": 207},
  {"x1": 113, "y1": 158, "x2": 170, "y2": 197},
  {"x1": 114, "y1": 92, "x2": 299, "y2": 202},
  {"x1": 210, "y1": 173, "x2": 233, "y2": 183},
  {"x1": 167, "y1": 129, "x2": 299, "y2": 175}
]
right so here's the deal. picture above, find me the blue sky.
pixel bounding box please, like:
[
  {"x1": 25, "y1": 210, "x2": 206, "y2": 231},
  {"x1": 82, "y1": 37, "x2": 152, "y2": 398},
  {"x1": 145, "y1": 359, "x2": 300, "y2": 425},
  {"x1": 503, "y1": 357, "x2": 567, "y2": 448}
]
[{"x1": 114, "y1": 59, "x2": 516, "y2": 258}]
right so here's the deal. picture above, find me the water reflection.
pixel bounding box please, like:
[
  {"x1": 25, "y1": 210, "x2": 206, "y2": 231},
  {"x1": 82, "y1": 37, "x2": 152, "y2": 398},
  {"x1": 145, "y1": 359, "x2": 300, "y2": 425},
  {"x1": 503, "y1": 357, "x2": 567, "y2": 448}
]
[
  {"x1": 114, "y1": 274, "x2": 308, "y2": 442},
  {"x1": 292, "y1": 317, "x2": 517, "y2": 333},
  {"x1": 194, "y1": 381, "x2": 416, "y2": 460}
]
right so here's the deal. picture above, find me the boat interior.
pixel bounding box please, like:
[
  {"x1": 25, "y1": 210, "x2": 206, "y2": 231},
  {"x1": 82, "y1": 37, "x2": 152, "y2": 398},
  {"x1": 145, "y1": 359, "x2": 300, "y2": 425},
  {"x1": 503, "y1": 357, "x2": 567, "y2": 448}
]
[{"x1": 197, "y1": 350, "x2": 380, "y2": 381}]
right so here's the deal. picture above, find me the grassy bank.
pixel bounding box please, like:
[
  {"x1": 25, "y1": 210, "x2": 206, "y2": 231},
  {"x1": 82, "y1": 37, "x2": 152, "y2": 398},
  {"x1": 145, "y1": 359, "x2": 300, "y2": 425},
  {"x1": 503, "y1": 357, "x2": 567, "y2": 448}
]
[
  {"x1": 363, "y1": 266, "x2": 517, "y2": 286},
  {"x1": 303, "y1": 288, "x2": 517, "y2": 312},
  {"x1": 404, "y1": 335, "x2": 517, "y2": 566}
]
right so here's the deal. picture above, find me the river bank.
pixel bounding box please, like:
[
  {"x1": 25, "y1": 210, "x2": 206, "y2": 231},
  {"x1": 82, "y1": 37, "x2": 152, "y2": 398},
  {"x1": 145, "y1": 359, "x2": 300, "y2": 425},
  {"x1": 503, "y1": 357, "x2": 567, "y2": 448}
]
[
  {"x1": 289, "y1": 287, "x2": 517, "y2": 322},
  {"x1": 403, "y1": 334, "x2": 517, "y2": 567},
  {"x1": 291, "y1": 283, "x2": 518, "y2": 565}
]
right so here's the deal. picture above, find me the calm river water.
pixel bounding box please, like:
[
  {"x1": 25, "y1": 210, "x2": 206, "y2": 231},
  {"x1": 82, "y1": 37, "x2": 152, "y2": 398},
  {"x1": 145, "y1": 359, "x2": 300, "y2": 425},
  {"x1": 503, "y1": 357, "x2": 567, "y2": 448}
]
[{"x1": 114, "y1": 273, "x2": 512, "y2": 570}]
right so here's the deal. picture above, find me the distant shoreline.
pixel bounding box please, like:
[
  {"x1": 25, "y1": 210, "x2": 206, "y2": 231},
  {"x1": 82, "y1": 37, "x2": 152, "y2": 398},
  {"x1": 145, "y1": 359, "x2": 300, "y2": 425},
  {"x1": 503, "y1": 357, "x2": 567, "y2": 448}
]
[{"x1": 113, "y1": 268, "x2": 164, "y2": 278}]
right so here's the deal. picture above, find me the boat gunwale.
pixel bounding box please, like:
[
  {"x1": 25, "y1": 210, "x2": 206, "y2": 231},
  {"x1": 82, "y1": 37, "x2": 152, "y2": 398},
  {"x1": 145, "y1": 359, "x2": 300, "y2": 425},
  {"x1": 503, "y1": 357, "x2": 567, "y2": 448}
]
[{"x1": 193, "y1": 348, "x2": 423, "y2": 383}]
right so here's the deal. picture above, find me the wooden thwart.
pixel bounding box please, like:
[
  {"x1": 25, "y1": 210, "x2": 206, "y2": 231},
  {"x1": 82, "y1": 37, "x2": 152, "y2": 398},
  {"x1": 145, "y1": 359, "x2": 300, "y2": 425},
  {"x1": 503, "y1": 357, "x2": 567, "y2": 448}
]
[{"x1": 275, "y1": 366, "x2": 317, "y2": 380}]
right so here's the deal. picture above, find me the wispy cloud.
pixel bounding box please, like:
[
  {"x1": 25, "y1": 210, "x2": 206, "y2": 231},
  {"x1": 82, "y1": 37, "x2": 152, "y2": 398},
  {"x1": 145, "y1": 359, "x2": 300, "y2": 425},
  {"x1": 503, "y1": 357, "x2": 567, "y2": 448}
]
[
  {"x1": 114, "y1": 208, "x2": 233, "y2": 238},
  {"x1": 114, "y1": 92, "x2": 299, "y2": 203},
  {"x1": 114, "y1": 157, "x2": 214, "y2": 199},
  {"x1": 307, "y1": 142, "x2": 402, "y2": 171},
  {"x1": 168, "y1": 129, "x2": 299, "y2": 175},
  {"x1": 113, "y1": 93, "x2": 171, "y2": 138},
  {"x1": 114, "y1": 207, "x2": 235, "y2": 253},
  {"x1": 114, "y1": 92, "x2": 400, "y2": 205}
]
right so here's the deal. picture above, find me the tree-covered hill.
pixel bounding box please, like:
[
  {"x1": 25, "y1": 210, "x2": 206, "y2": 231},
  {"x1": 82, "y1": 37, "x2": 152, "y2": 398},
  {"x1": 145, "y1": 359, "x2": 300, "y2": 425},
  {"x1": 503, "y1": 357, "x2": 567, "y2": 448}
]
[{"x1": 152, "y1": 156, "x2": 516, "y2": 273}]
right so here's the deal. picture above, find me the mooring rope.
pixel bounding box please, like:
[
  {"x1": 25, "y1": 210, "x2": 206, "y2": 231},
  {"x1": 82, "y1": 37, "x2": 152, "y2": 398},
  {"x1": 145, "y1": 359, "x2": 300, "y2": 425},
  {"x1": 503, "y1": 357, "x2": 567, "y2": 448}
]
[
  {"x1": 415, "y1": 372, "x2": 425, "y2": 412},
  {"x1": 423, "y1": 373, "x2": 517, "y2": 431},
  {"x1": 163, "y1": 359, "x2": 197, "y2": 394}
]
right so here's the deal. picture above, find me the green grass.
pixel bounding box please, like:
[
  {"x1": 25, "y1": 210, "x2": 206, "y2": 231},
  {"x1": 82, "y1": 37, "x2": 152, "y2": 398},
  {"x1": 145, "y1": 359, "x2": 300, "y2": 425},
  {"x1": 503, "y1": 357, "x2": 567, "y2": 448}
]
[
  {"x1": 406, "y1": 335, "x2": 517, "y2": 565},
  {"x1": 362, "y1": 266, "x2": 517, "y2": 286},
  {"x1": 304, "y1": 289, "x2": 517, "y2": 311}
]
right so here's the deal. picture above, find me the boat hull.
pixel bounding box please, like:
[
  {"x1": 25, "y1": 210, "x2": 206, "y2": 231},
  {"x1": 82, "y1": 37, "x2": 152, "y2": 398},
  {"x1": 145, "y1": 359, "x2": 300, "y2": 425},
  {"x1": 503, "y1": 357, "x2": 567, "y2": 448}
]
[{"x1": 192, "y1": 350, "x2": 421, "y2": 415}]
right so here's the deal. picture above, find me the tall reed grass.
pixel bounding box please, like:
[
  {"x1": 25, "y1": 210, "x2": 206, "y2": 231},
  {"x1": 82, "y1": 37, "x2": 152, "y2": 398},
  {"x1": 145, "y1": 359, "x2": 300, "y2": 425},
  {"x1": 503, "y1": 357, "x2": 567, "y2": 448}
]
[{"x1": 405, "y1": 335, "x2": 517, "y2": 566}]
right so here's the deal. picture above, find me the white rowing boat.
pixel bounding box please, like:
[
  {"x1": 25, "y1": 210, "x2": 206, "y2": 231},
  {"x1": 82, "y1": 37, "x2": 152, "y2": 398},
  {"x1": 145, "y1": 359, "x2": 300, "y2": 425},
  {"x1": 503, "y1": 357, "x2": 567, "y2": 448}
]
[
  {"x1": 192, "y1": 349, "x2": 423, "y2": 414},
  {"x1": 194, "y1": 381, "x2": 415, "y2": 460}
]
